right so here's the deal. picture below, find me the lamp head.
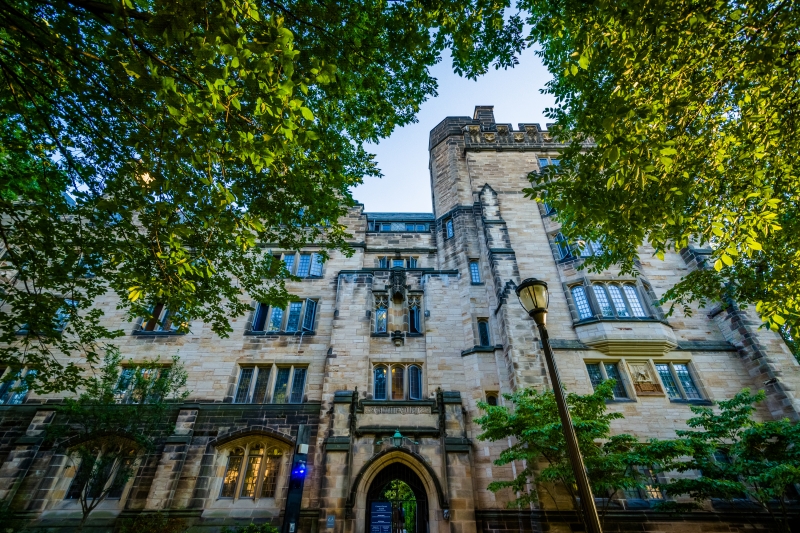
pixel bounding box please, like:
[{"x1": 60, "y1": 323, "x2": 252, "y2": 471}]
[
  {"x1": 515, "y1": 278, "x2": 549, "y2": 326},
  {"x1": 392, "y1": 430, "x2": 403, "y2": 448}
]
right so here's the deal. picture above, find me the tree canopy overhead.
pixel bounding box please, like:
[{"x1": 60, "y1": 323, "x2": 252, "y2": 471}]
[
  {"x1": 0, "y1": 0, "x2": 524, "y2": 392},
  {"x1": 521, "y1": 0, "x2": 800, "y2": 342}
]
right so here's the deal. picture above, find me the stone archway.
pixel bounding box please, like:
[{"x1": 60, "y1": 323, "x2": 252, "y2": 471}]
[
  {"x1": 349, "y1": 450, "x2": 445, "y2": 533},
  {"x1": 366, "y1": 462, "x2": 428, "y2": 533}
]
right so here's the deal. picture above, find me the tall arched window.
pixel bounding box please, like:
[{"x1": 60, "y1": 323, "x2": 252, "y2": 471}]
[
  {"x1": 592, "y1": 285, "x2": 615, "y2": 317},
  {"x1": 408, "y1": 365, "x2": 422, "y2": 400},
  {"x1": 408, "y1": 296, "x2": 421, "y2": 334},
  {"x1": 374, "y1": 366, "x2": 388, "y2": 400},
  {"x1": 571, "y1": 286, "x2": 593, "y2": 319},
  {"x1": 478, "y1": 320, "x2": 491, "y2": 346},
  {"x1": 391, "y1": 366, "x2": 404, "y2": 400},
  {"x1": 607, "y1": 285, "x2": 630, "y2": 317},
  {"x1": 375, "y1": 296, "x2": 388, "y2": 334},
  {"x1": 623, "y1": 284, "x2": 647, "y2": 317},
  {"x1": 221, "y1": 447, "x2": 244, "y2": 498}
]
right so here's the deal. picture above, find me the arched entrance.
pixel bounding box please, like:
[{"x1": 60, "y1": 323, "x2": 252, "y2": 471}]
[{"x1": 366, "y1": 463, "x2": 429, "y2": 533}]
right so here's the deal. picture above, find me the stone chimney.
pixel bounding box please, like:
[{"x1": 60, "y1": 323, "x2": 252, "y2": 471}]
[{"x1": 473, "y1": 105, "x2": 495, "y2": 125}]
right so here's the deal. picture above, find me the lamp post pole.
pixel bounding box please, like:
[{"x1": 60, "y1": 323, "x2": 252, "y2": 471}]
[{"x1": 515, "y1": 278, "x2": 603, "y2": 533}]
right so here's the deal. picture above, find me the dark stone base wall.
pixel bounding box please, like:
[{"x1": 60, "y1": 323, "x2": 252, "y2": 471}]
[{"x1": 476, "y1": 510, "x2": 800, "y2": 533}]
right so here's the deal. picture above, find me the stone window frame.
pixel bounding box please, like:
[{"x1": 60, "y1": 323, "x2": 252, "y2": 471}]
[
  {"x1": 373, "y1": 293, "x2": 389, "y2": 335},
  {"x1": 376, "y1": 256, "x2": 419, "y2": 269},
  {"x1": 60, "y1": 441, "x2": 141, "y2": 506},
  {"x1": 134, "y1": 302, "x2": 183, "y2": 334},
  {"x1": 469, "y1": 260, "x2": 482, "y2": 284},
  {"x1": 233, "y1": 364, "x2": 308, "y2": 404},
  {"x1": 278, "y1": 251, "x2": 324, "y2": 279},
  {"x1": 444, "y1": 218, "x2": 454, "y2": 240},
  {"x1": 215, "y1": 438, "x2": 288, "y2": 502},
  {"x1": 0, "y1": 366, "x2": 36, "y2": 405},
  {"x1": 247, "y1": 298, "x2": 318, "y2": 335},
  {"x1": 583, "y1": 357, "x2": 710, "y2": 404},
  {"x1": 112, "y1": 364, "x2": 172, "y2": 404},
  {"x1": 653, "y1": 361, "x2": 707, "y2": 403},
  {"x1": 476, "y1": 318, "x2": 491, "y2": 347},
  {"x1": 485, "y1": 392, "x2": 499, "y2": 407},
  {"x1": 584, "y1": 360, "x2": 634, "y2": 401},
  {"x1": 407, "y1": 295, "x2": 423, "y2": 335},
  {"x1": 367, "y1": 221, "x2": 430, "y2": 233},
  {"x1": 566, "y1": 280, "x2": 655, "y2": 323},
  {"x1": 371, "y1": 363, "x2": 424, "y2": 401}
]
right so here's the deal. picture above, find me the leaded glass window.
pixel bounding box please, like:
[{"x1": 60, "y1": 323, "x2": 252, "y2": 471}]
[
  {"x1": 391, "y1": 365, "x2": 404, "y2": 400},
  {"x1": 296, "y1": 254, "x2": 312, "y2": 277},
  {"x1": 592, "y1": 285, "x2": 615, "y2": 317},
  {"x1": 624, "y1": 284, "x2": 647, "y2": 317},
  {"x1": 469, "y1": 261, "x2": 481, "y2": 283},
  {"x1": 655, "y1": 364, "x2": 682, "y2": 399},
  {"x1": 268, "y1": 307, "x2": 283, "y2": 332},
  {"x1": 571, "y1": 286, "x2": 593, "y2": 319},
  {"x1": 221, "y1": 448, "x2": 244, "y2": 498},
  {"x1": 408, "y1": 365, "x2": 422, "y2": 400},
  {"x1": 607, "y1": 285, "x2": 630, "y2": 317},
  {"x1": 586, "y1": 363, "x2": 604, "y2": 389},
  {"x1": 285, "y1": 302, "x2": 303, "y2": 332},
  {"x1": 445, "y1": 219, "x2": 454, "y2": 239},
  {"x1": 309, "y1": 253, "x2": 323, "y2": 276},
  {"x1": 374, "y1": 366, "x2": 387, "y2": 400},
  {"x1": 375, "y1": 296, "x2": 388, "y2": 333},
  {"x1": 604, "y1": 363, "x2": 629, "y2": 398},
  {"x1": 673, "y1": 364, "x2": 702, "y2": 399}
]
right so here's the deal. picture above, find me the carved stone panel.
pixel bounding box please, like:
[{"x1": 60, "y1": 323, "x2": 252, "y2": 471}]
[{"x1": 627, "y1": 361, "x2": 664, "y2": 396}]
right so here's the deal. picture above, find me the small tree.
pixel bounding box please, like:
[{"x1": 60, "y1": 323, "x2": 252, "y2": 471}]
[
  {"x1": 48, "y1": 351, "x2": 188, "y2": 532},
  {"x1": 653, "y1": 389, "x2": 800, "y2": 533},
  {"x1": 475, "y1": 382, "x2": 658, "y2": 525}
]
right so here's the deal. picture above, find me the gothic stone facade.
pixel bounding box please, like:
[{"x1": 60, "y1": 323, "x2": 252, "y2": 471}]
[{"x1": 2, "y1": 106, "x2": 800, "y2": 532}]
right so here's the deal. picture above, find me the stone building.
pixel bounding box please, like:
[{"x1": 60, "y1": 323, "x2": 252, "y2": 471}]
[{"x1": 1, "y1": 105, "x2": 799, "y2": 533}]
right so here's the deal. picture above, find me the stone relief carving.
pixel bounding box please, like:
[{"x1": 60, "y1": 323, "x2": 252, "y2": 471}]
[{"x1": 627, "y1": 361, "x2": 664, "y2": 395}]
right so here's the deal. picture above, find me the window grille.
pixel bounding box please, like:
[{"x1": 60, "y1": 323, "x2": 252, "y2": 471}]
[
  {"x1": 296, "y1": 254, "x2": 312, "y2": 277},
  {"x1": 624, "y1": 284, "x2": 647, "y2": 317},
  {"x1": 585, "y1": 362, "x2": 629, "y2": 399},
  {"x1": 234, "y1": 365, "x2": 306, "y2": 404},
  {"x1": 391, "y1": 366, "x2": 404, "y2": 400},
  {"x1": 408, "y1": 296, "x2": 422, "y2": 334},
  {"x1": 655, "y1": 363, "x2": 703, "y2": 400},
  {"x1": 571, "y1": 286, "x2": 592, "y2": 319},
  {"x1": 309, "y1": 253, "x2": 323, "y2": 276},
  {"x1": 469, "y1": 261, "x2": 481, "y2": 283},
  {"x1": 220, "y1": 444, "x2": 284, "y2": 500},
  {"x1": 374, "y1": 366, "x2": 388, "y2": 400},
  {"x1": 375, "y1": 296, "x2": 388, "y2": 333},
  {"x1": 592, "y1": 285, "x2": 615, "y2": 317},
  {"x1": 285, "y1": 302, "x2": 303, "y2": 332},
  {"x1": 607, "y1": 285, "x2": 631, "y2": 317}
]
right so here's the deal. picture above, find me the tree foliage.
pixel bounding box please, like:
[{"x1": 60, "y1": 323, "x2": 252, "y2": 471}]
[
  {"x1": 475, "y1": 381, "x2": 658, "y2": 520},
  {"x1": 520, "y1": 0, "x2": 800, "y2": 335},
  {"x1": 47, "y1": 351, "x2": 188, "y2": 530},
  {"x1": 652, "y1": 389, "x2": 800, "y2": 532},
  {"x1": 0, "y1": 0, "x2": 524, "y2": 392}
]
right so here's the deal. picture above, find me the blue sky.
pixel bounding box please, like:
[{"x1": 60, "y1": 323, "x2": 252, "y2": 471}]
[{"x1": 351, "y1": 50, "x2": 555, "y2": 213}]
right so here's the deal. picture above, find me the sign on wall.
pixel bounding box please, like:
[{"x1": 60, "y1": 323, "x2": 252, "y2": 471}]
[{"x1": 370, "y1": 502, "x2": 393, "y2": 533}]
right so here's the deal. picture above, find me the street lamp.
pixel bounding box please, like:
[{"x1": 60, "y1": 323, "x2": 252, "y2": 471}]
[{"x1": 516, "y1": 278, "x2": 603, "y2": 533}]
